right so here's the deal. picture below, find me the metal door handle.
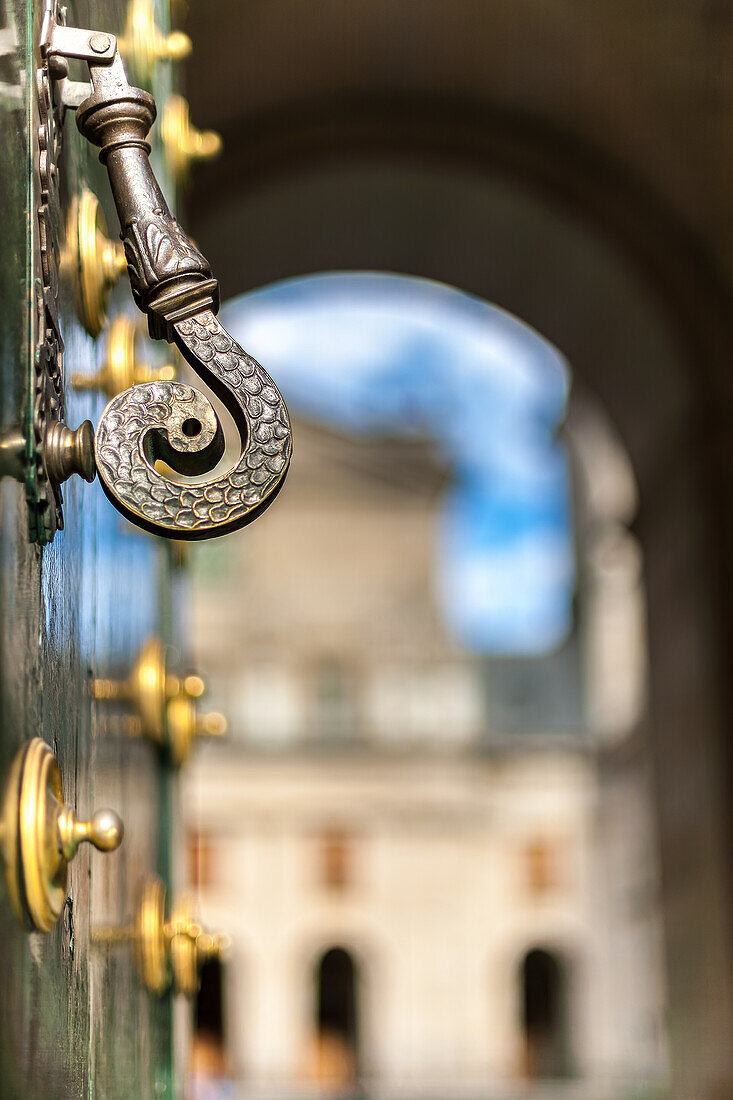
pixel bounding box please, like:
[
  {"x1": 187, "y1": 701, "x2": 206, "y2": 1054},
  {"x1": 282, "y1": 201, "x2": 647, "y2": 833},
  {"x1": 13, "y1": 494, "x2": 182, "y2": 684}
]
[{"x1": 42, "y1": 15, "x2": 291, "y2": 541}]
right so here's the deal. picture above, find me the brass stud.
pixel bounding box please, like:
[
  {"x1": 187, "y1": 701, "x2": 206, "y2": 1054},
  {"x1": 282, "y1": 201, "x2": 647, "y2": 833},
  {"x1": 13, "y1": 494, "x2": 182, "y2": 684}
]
[
  {"x1": 161, "y1": 95, "x2": 222, "y2": 184},
  {"x1": 72, "y1": 315, "x2": 177, "y2": 398},
  {"x1": 119, "y1": 0, "x2": 192, "y2": 83},
  {"x1": 135, "y1": 876, "x2": 169, "y2": 994},
  {"x1": 93, "y1": 876, "x2": 229, "y2": 996},
  {"x1": 166, "y1": 690, "x2": 227, "y2": 768},
  {"x1": 169, "y1": 892, "x2": 230, "y2": 996},
  {"x1": 93, "y1": 637, "x2": 227, "y2": 767},
  {"x1": 92, "y1": 637, "x2": 176, "y2": 744},
  {"x1": 62, "y1": 189, "x2": 126, "y2": 338}
]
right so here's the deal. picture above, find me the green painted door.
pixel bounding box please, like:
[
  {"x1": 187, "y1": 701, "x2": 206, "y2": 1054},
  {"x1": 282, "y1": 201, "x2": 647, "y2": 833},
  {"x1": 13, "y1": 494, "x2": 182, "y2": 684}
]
[{"x1": 0, "y1": 1, "x2": 183, "y2": 1096}]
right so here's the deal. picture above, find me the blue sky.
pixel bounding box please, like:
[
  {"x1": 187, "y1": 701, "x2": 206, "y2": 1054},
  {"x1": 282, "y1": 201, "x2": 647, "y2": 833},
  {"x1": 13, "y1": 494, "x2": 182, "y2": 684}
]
[{"x1": 223, "y1": 272, "x2": 574, "y2": 654}]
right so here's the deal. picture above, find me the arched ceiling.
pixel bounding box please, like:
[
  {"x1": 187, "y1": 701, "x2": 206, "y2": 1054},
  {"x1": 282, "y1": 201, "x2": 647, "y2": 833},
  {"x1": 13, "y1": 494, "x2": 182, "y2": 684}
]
[
  {"x1": 183, "y1": 0, "x2": 733, "y2": 285},
  {"x1": 180, "y1": 2, "x2": 733, "y2": 489}
]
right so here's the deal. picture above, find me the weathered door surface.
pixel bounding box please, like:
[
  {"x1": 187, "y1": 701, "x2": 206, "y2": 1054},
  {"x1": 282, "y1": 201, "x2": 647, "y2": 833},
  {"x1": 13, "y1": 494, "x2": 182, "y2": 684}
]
[{"x1": 0, "y1": 1, "x2": 182, "y2": 1095}]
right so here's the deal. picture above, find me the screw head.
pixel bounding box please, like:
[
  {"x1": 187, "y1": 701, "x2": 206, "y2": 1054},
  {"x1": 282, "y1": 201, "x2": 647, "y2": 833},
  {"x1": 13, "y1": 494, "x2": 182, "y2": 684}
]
[{"x1": 89, "y1": 33, "x2": 112, "y2": 54}]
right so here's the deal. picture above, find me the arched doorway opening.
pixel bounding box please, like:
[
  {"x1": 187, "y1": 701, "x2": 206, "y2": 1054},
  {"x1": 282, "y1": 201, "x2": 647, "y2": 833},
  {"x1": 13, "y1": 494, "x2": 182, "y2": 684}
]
[
  {"x1": 191, "y1": 957, "x2": 226, "y2": 1080},
  {"x1": 313, "y1": 946, "x2": 360, "y2": 1090},
  {"x1": 520, "y1": 947, "x2": 571, "y2": 1080},
  {"x1": 223, "y1": 272, "x2": 575, "y2": 663}
]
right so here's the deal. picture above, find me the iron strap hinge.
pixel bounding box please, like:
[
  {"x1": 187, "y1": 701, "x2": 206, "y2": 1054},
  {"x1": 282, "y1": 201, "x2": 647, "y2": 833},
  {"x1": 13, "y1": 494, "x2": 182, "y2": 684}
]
[{"x1": 40, "y1": 13, "x2": 118, "y2": 109}]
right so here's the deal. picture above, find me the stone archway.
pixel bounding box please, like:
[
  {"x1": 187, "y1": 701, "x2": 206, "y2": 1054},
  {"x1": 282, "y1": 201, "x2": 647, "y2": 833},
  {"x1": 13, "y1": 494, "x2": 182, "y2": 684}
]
[{"x1": 188, "y1": 99, "x2": 733, "y2": 1097}]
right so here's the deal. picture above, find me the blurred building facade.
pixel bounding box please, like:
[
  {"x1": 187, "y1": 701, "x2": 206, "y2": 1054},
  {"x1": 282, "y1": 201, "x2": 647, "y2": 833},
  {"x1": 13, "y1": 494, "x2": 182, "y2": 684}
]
[{"x1": 186, "y1": 413, "x2": 667, "y2": 1097}]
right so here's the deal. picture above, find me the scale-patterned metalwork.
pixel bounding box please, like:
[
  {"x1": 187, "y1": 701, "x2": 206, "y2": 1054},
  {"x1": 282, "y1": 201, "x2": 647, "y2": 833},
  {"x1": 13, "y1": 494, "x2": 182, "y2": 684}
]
[{"x1": 94, "y1": 312, "x2": 291, "y2": 537}]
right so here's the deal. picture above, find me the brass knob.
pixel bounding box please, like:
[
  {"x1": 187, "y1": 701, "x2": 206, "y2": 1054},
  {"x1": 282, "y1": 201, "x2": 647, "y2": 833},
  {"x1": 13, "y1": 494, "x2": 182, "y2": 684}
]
[
  {"x1": 161, "y1": 95, "x2": 222, "y2": 184},
  {"x1": 57, "y1": 807, "x2": 125, "y2": 858},
  {"x1": 72, "y1": 315, "x2": 177, "y2": 398},
  {"x1": 120, "y1": 0, "x2": 192, "y2": 83},
  {"x1": 93, "y1": 638, "x2": 227, "y2": 767},
  {"x1": 62, "y1": 189, "x2": 127, "y2": 337},
  {"x1": 94, "y1": 876, "x2": 229, "y2": 996},
  {"x1": 92, "y1": 636, "x2": 178, "y2": 743},
  {"x1": 1, "y1": 739, "x2": 124, "y2": 932}
]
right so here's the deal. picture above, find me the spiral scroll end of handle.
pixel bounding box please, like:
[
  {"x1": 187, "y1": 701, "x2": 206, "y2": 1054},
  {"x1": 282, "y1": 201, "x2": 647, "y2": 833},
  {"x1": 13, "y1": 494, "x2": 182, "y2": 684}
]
[{"x1": 92, "y1": 338, "x2": 291, "y2": 543}]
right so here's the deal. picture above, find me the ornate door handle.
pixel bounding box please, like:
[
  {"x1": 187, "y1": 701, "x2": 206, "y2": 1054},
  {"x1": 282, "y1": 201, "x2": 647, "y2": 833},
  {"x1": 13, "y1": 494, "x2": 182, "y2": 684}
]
[{"x1": 42, "y1": 15, "x2": 291, "y2": 540}]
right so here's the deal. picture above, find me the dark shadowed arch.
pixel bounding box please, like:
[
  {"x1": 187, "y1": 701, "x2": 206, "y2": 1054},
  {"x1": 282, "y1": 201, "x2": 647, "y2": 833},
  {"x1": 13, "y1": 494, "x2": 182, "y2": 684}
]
[
  {"x1": 195, "y1": 956, "x2": 225, "y2": 1045},
  {"x1": 313, "y1": 945, "x2": 361, "y2": 1086},
  {"x1": 520, "y1": 947, "x2": 572, "y2": 1080},
  {"x1": 316, "y1": 947, "x2": 359, "y2": 1051}
]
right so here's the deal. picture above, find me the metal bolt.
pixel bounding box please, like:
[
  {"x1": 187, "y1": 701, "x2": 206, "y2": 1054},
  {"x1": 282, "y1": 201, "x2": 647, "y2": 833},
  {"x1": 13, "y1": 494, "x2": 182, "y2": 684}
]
[
  {"x1": 88, "y1": 33, "x2": 111, "y2": 54},
  {"x1": 0, "y1": 428, "x2": 26, "y2": 482},
  {"x1": 44, "y1": 420, "x2": 96, "y2": 485},
  {"x1": 47, "y1": 55, "x2": 68, "y2": 81}
]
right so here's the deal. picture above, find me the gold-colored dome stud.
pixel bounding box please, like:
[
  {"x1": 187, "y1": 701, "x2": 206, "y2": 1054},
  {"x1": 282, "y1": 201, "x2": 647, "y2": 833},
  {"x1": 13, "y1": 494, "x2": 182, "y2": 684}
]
[
  {"x1": 72, "y1": 315, "x2": 177, "y2": 398},
  {"x1": 119, "y1": 0, "x2": 192, "y2": 83},
  {"x1": 0, "y1": 739, "x2": 124, "y2": 932},
  {"x1": 161, "y1": 95, "x2": 222, "y2": 184},
  {"x1": 62, "y1": 189, "x2": 127, "y2": 338},
  {"x1": 160, "y1": 30, "x2": 191, "y2": 61}
]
